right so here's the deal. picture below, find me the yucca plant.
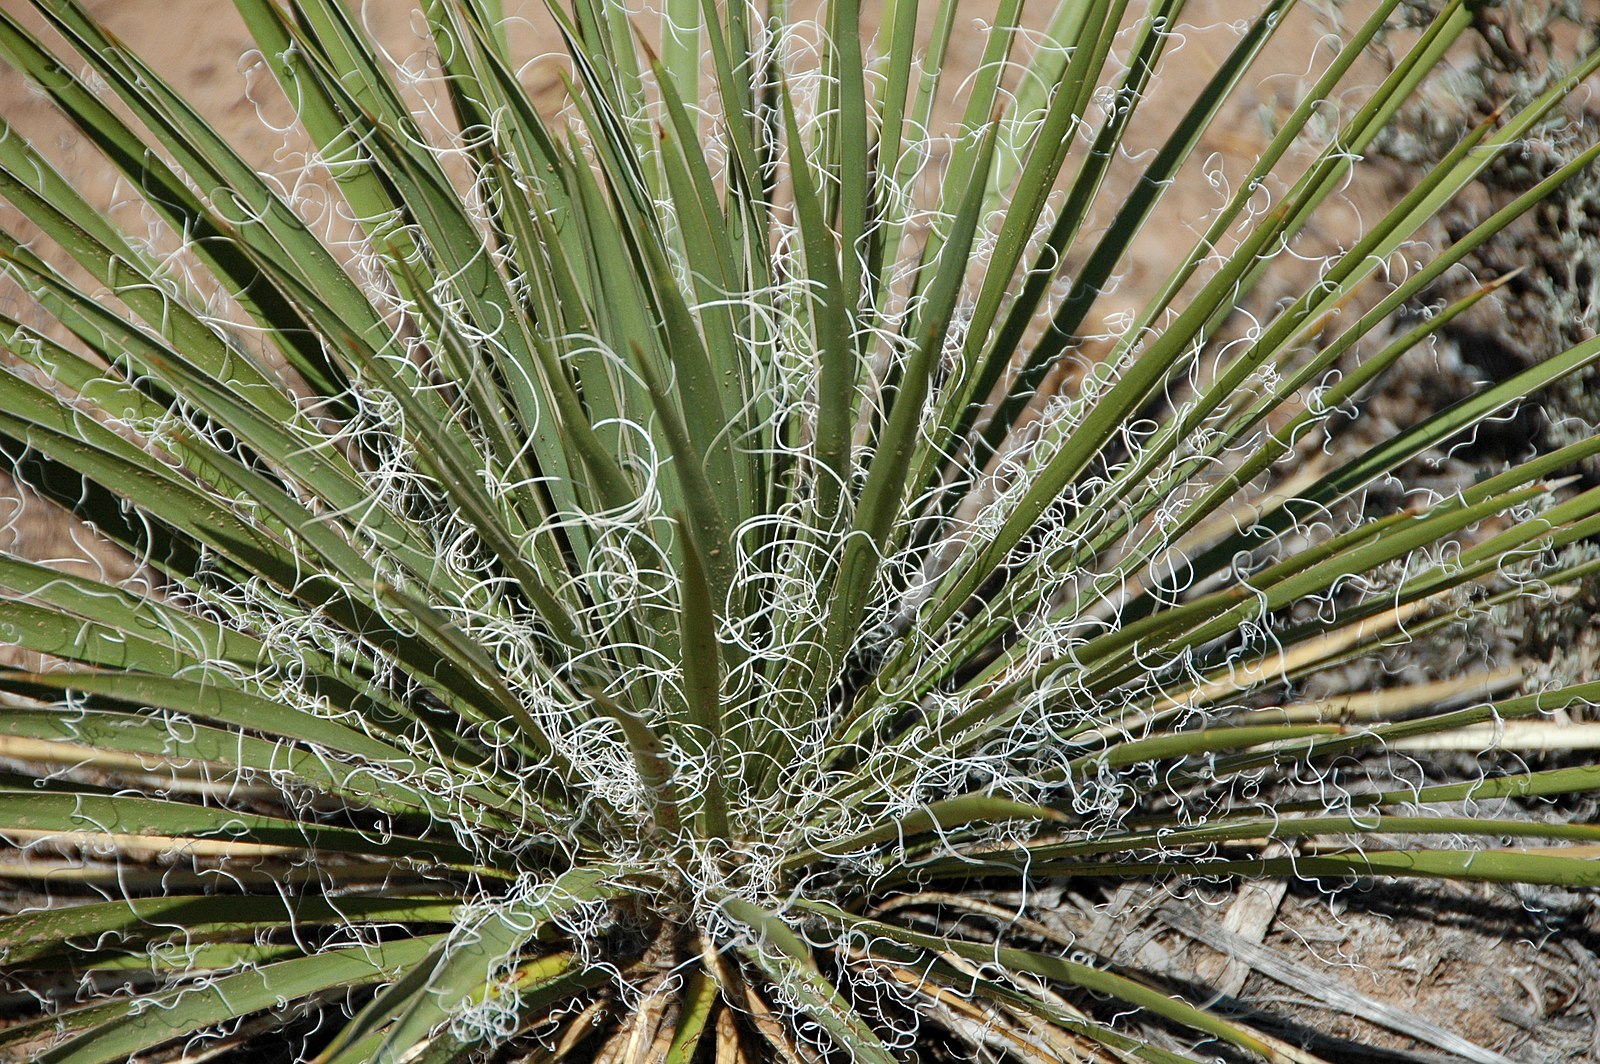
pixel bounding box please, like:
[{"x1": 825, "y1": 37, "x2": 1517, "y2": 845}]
[{"x1": 0, "y1": 0, "x2": 1597, "y2": 1059}]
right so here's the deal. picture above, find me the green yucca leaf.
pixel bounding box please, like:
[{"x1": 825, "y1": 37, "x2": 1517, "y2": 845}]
[
  {"x1": 38, "y1": 936, "x2": 448, "y2": 1064},
  {"x1": 661, "y1": 969, "x2": 719, "y2": 1064},
  {"x1": 0, "y1": 0, "x2": 1596, "y2": 1060},
  {"x1": 724, "y1": 895, "x2": 902, "y2": 1064},
  {"x1": 808, "y1": 904, "x2": 1288, "y2": 1059}
]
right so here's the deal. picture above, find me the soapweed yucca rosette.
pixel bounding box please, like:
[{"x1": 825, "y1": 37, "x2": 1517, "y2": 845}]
[{"x1": 0, "y1": 0, "x2": 1596, "y2": 1060}]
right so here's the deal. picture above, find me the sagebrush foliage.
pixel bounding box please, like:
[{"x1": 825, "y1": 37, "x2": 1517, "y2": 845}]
[{"x1": 0, "y1": 0, "x2": 1598, "y2": 1061}]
